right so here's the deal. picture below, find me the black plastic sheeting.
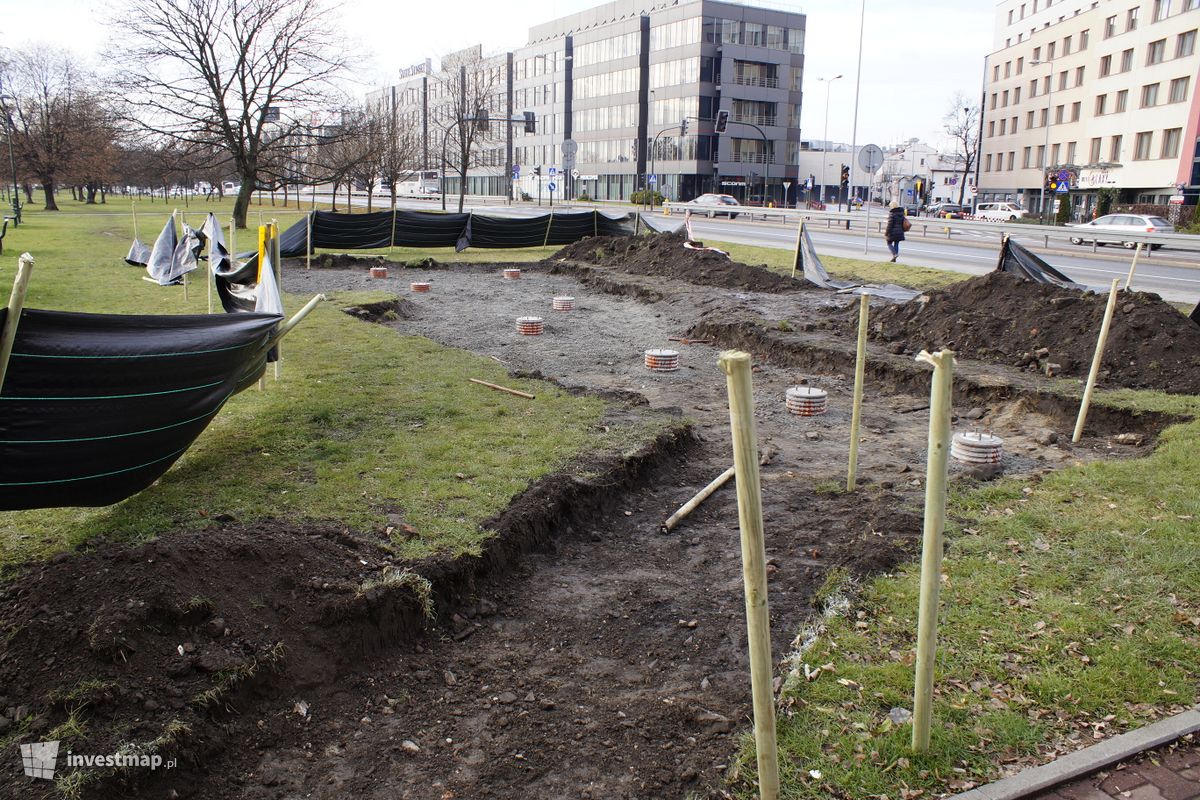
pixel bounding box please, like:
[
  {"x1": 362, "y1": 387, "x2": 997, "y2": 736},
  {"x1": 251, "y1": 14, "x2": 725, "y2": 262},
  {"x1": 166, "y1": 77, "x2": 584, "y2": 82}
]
[
  {"x1": 996, "y1": 237, "x2": 1086, "y2": 289},
  {"x1": 242, "y1": 209, "x2": 637, "y2": 269},
  {"x1": 0, "y1": 308, "x2": 282, "y2": 510},
  {"x1": 793, "y1": 223, "x2": 920, "y2": 301}
]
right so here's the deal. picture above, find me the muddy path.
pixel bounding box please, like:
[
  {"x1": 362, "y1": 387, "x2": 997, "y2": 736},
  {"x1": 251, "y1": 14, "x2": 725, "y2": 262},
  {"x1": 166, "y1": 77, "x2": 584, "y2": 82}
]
[{"x1": 0, "y1": 255, "x2": 1169, "y2": 800}]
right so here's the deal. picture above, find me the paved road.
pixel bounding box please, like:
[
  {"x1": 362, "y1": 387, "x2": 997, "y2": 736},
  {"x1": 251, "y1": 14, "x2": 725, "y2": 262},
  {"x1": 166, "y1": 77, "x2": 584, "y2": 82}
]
[{"x1": 307, "y1": 193, "x2": 1200, "y2": 305}]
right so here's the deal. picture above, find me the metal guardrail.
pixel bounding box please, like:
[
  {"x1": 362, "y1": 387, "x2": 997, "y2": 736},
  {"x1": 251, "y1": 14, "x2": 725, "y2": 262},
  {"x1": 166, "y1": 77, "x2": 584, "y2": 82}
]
[{"x1": 662, "y1": 202, "x2": 1200, "y2": 255}]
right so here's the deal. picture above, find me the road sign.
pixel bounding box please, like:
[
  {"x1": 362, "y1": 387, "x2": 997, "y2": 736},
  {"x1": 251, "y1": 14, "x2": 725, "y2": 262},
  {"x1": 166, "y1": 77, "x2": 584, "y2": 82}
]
[
  {"x1": 783, "y1": 181, "x2": 792, "y2": 191},
  {"x1": 1057, "y1": 169, "x2": 1070, "y2": 180},
  {"x1": 571, "y1": 168, "x2": 579, "y2": 180},
  {"x1": 548, "y1": 166, "x2": 558, "y2": 177},
  {"x1": 512, "y1": 164, "x2": 520, "y2": 180},
  {"x1": 562, "y1": 140, "x2": 578, "y2": 171},
  {"x1": 858, "y1": 143, "x2": 884, "y2": 173},
  {"x1": 906, "y1": 189, "x2": 914, "y2": 197},
  {"x1": 648, "y1": 175, "x2": 657, "y2": 185},
  {"x1": 1055, "y1": 182, "x2": 1069, "y2": 194},
  {"x1": 548, "y1": 182, "x2": 557, "y2": 192}
]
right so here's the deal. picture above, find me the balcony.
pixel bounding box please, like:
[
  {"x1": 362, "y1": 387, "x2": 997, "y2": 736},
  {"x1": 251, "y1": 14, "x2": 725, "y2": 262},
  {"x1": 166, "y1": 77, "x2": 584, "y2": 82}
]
[
  {"x1": 731, "y1": 75, "x2": 779, "y2": 89},
  {"x1": 731, "y1": 152, "x2": 777, "y2": 164},
  {"x1": 733, "y1": 114, "x2": 778, "y2": 127}
]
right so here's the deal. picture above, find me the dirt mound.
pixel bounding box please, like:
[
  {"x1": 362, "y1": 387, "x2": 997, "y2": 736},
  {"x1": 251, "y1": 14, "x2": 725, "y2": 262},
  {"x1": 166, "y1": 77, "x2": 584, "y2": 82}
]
[
  {"x1": 551, "y1": 231, "x2": 801, "y2": 293},
  {"x1": 868, "y1": 271, "x2": 1200, "y2": 394},
  {"x1": 0, "y1": 523, "x2": 423, "y2": 798},
  {"x1": 342, "y1": 297, "x2": 418, "y2": 322},
  {"x1": 301, "y1": 253, "x2": 387, "y2": 269}
]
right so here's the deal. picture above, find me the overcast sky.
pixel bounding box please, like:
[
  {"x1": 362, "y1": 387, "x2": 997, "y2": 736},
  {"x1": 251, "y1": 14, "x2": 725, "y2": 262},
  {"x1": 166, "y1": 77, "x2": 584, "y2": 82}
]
[{"x1": 3, "y1": 0, "x2": 994, "y2": 150}]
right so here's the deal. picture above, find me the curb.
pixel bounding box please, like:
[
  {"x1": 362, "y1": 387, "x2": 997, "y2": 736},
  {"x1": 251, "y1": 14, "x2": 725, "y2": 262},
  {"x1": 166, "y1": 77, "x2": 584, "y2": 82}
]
[{"x1": 952, "y1": 706, "x2": 1200, "y2": 799}]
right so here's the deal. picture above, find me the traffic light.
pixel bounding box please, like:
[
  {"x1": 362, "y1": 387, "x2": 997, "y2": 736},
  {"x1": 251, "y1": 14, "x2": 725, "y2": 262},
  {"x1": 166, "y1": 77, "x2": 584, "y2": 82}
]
[
  {"x1": 714, "y1": 109, "x2": 730, "y2": 134},
  {"x1": 523, "y1": 111, "x2": 536, "y2": 133},
  {"x1": 476, "y1": 108, "x2": 489, "y2": 132},
  {"x1": 840, "y1": 164, "x2": 850, "y2": 187},
  {"x1": 680, "y1": 118, "x2": 689, "y2": 136},
  {"x1": 533, "y1": 166, "x2": 542, "y2": 177}
]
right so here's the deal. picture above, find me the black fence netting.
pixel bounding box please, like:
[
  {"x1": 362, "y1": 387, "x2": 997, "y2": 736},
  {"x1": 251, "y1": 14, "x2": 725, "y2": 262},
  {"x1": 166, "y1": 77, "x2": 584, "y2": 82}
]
[{"x1": 0, "y1": 308, "x2": 282, "y2": 510}]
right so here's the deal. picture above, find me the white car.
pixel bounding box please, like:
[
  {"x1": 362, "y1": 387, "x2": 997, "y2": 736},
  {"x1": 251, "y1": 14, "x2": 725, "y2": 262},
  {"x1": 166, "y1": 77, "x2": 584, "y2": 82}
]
[
  {"x1": 1068, "y1": 213, "x2": 1175, "y2": 250},
  {"x1": 974, "y1": 201, "x2": 1027, "y2": 221},
  {"x1": 684, "y1": 193, "x2": 741, "y2": 218}
]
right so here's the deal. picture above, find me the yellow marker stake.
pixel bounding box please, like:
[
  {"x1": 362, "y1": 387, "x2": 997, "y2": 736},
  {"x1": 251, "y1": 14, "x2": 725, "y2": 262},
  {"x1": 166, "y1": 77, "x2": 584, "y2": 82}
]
[
  {"x1": 847, "y1": 293, "x2": 870, "y2": 490},
  {"x1": 912, "y1": 349, "x2": 955, "y2": 754},
  {"x1": 718, "y1": 350, "x2": 780, "y2": 800},
  {"x1": 1124, "y1": 242, "x2": 1142, "y2": 291},
  {"x1": 1073, "y1": 279, "x2": 1121, "y2": 443}
]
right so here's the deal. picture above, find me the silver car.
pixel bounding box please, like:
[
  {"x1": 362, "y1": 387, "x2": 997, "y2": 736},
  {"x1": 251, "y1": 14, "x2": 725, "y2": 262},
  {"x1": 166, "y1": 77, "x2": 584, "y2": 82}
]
[
  {"x1": 1069, "y1": 213, "x2": 1175, "y2": 250},
  {"x1": 684, "y1": 193, "x2": 741, "y2": 218}
]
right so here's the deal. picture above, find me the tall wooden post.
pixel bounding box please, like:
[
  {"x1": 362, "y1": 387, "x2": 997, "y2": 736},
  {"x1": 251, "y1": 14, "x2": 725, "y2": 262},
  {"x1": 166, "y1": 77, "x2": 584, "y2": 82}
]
[
  {"x1": 718, "y1": 350, "x2": 780, "y2": 800},
  {"x1": 847, "y1": 293, "x2": 870, "y2": 490},
  {"x1": 912, "y1": 349, "x2": 955, "y2": 753},
  {"x1": 1072, "y1": 279, "x2": 1121, "y2": 443},
  {"x1": 0, "y1": 253, "x2": 34, "y2": 396}
]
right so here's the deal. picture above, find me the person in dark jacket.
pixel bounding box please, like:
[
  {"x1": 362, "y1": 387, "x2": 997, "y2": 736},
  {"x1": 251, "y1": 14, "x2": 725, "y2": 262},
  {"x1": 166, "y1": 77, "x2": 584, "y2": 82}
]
[{"x1": 884, "y1": 201, "x2": 907, "y2": 262}]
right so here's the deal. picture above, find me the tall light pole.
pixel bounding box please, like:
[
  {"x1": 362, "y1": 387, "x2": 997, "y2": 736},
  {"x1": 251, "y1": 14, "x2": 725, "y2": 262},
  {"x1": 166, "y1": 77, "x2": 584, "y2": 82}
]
[
  {"x1": 1032, "y1": 58, "x2": 1054, "y2": 222},
  {"x1": 818, "y1": 74, "x2": 843, "y2": 206}
]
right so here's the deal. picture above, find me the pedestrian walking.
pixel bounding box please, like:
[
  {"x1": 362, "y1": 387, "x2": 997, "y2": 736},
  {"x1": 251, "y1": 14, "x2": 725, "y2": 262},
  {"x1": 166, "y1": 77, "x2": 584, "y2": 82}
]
[{"x1": 885, "y1": 201, "x2": 910, "y2": 262}]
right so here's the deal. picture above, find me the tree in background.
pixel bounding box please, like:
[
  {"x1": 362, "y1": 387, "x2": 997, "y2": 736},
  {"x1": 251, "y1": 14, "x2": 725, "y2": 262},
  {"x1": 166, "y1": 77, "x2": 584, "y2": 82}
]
[
  {"x1": 434, "y1": 47, "x2": 503, "y2": 213},
  {"x1": 108, "y1": 0, "x2": 353, "y2": 228},
  {"x1": 369, "y1": 91, "x2": 424, "y2": 210},
  {"x1": 1, "y1": 46, "x2": 109, "y2": 211},
  {"x1": 943, "y1": 94, "x2": 981, "y2": 207}
]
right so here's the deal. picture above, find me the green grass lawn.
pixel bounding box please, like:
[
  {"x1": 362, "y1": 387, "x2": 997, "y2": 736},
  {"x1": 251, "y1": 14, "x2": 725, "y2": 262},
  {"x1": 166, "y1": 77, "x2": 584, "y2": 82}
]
[{"x1": 0, "y1": 196, "x2": 664, "y2": 571}]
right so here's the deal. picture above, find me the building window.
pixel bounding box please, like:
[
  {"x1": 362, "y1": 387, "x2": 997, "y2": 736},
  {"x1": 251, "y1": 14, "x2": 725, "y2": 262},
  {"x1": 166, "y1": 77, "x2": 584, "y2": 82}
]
[
  {"x1": 1003, "y1": 89, "x2": 1010, "y2": 106},
  {"x1": 1030, "y1": 78, "x2": 1039, "y2": 96},
  {"x1": 1100, "y1": 54, "x2": 1112, "y2": 75},
  {"x1": 1075, "y1": 65, "x2": 1085, "y2": 85},
  {"x1": 1027, "y1": 110, "x2": 1036, "y2": 127},
  {"x1": 1064, "y1": 34, "x2": 1074, "y2": 53},
  {"x1": 1008, "y1": 151, "x2": 1015, "y2": 170},
  {"x1": 1037, "y1": 144, "x2": 1046, "y2": 167},
  {"x1": 1178, "y1": 29, "x2": 1197, "y2": 57},
  {"x1": 1096, "y1": 94, "x2": 1108, "y2": 114},
  {"x1": 1012, "y1": 115, "x2": 1019, "y2": 131},
  {"x1": 1081, "y1": 28, "x2": 1090, "y2": 49},
  {"x1": 1090, "y1": 137, "x2": 1102, "y2": 162},
  {"x1": 1009, "y1": 9, "x2": 1015, "y2": 23},
  {"x1": 1121, "y1": 48, "x2": 1134, "y2": 71},
  {"x1": 1141, "y1": 82, "x2": 1160, "y2": 106},
  {"x1": 1161, "y1": 127, "x2": 1181, "y2": 158},
  {"x1": 1116, "y1": 89, "x2": 1129, "y2": 110},
  {"x1": 1005, "y1": 61, "x2": 1012, "y2": 78},
  {"x1": 1033, "y1": 46, "x2": 1042, "y2": 61},
  {"x1": 1051, "y1": 143, "x2": 1061, "y2": 164},
  {"x1": 1170, "y1": 76, "x2": 1190, "y2": 102},
  {"x1": 985, "y1": 153, "x2": 993, "y2": 171},
  {"x1": 1055, "y1": 104, "x2": 1065, "y2": 123},
  {"x1": 1000, "y1": 118, "x2": 1007, "y2": 135},
  {"x1": 1044, "y1": 74, "x2": 1052, "y2": 93},
  {"x1": 1071, "y1": 101, "x2": 1081, "y2": 120},
  {"x1": 1059, "y1": 70, "x2": 1069, "y2": 90},
  {"x1": 990, "y1": 92, "x2": 998, "y2": 110},
  {"x1": 1023, "y1": 147, "x2": 1033, "y2": 168},
  {"x1": 1015, "y1": 87, "x2": 1022, "y2": 102},
  {"x1": 1127, "y1": 6, "x2": 1139, "y2": 30},
  {"x1": 1105, "y1": 14, "x2": 1117, "y2": 36},
  {"x1": 1110, "y1": 134, "x2": 1123, "y2": 160},
  {"x1": 1066, "y1": 141, "x2": 1077, "y2": 163},
  {"x1": 1154, "y1": 0, "x2": 1172, "y2": 21},
  {"x1": 988, "y1": 120, "x2": 996, "y2": 137},
  {"x1": 1133, "y1": 131, "x2": 1153, "y2": 159},
  {"x1": 1147, "y1": 38, "x2": 1167, "y2": 63},
  {"x1": 1018, "y1": 56, "x2": 1025, "y2": 73},
  {"x1": 1049, "y1": 42, "x2": 1057, "y2": 58},
  {"x1": 993, "y1": 64, "x2": 1001, "y2": 81}
]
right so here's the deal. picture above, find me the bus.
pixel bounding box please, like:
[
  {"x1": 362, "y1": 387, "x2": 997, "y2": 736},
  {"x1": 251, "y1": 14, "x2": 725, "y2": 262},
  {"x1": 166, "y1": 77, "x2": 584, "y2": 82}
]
[{"x1": 394, "y1": 171, "x2": 441, "y2": 195}]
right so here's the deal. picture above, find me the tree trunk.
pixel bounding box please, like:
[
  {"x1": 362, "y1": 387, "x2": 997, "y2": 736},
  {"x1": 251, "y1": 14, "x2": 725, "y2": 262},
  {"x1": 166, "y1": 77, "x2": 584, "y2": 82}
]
[
  {"x1": 390, "y1": 184, "x2": 397, "y2": 210},
  {"x1": 233, "y1": 179, "x2": 256, "y2": 229},
  {"x1": 330, "y1": 179, "x2": 339, "y2": 212},
  {"x1": 346, "y1": 182, "x2": 351, "y2": 212},
  {"x1": 100, "y1": 185, "x2": 107, "y2": 203},
  {"x1": 367, "y1": 186, "x2": 374, "y2": 213},
  {"x1": 86, "y1": 183, "x2": 98, "y2": 204},
  {"x1": 22, "y1": 183, "x2": 33, "y2": 203},
  {"x1": 41, "y1": 179, "x2": 59, "y2": 211}
]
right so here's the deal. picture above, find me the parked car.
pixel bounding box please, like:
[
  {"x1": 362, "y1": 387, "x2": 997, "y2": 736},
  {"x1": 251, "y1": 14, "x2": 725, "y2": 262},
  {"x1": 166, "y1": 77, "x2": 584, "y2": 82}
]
[
  {"x1": 974, "y1": 201, "x2": 1027, "y2": 221},
  {"x1": 1068, "y1": 214, "x2": 1175, "y2": 249},
  {"x1": 684, "y1": 193, "x2": 741, "y2": 218},
  {"x1": 925, "y1": 203, "x2": 967, "y2": 219}
]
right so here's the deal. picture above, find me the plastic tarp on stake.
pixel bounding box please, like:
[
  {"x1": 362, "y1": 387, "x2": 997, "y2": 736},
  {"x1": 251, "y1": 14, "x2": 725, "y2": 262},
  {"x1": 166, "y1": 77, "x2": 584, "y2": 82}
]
[
  {"x1": 145, "y1": 217, "x2": 179, "y2": 284},
  {"x1": 125, "y1": 239, "x2": 151, "y2": 267},
  {"x1": 794, "y1": 222, "x2": 921, "y2": 301},
  {"x1": 996, "y1": 237, "x2": 1086, "y2": 289},
  {"x1": 0, "y1": 308, "x2": 282, "y2": 510}
]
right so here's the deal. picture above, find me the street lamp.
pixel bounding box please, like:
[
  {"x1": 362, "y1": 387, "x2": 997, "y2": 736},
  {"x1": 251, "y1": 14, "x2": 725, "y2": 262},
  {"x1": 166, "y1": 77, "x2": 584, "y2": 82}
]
[
  {"x1": 0, "y1": 90, "x2": 20, "y2": 225},
  {"x1": 818, "y1": 74, "x2": 843, "y2": 207},
  {"x1": 1032, "y1": 58, "x2": 1054, "y2": 222}
]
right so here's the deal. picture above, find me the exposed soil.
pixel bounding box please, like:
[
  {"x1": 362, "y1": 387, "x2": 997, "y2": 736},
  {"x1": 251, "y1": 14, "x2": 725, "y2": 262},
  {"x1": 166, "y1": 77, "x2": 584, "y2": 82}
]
[
  {"x1": 862, "y1": 271, "x2": 1200, "y2": 394},
  {"x1": 551, "y1": 231, "x2": 802, "y2": 294},
  {"x1": 0, "y1": 251, "x2": 1177, "y2": 800}
]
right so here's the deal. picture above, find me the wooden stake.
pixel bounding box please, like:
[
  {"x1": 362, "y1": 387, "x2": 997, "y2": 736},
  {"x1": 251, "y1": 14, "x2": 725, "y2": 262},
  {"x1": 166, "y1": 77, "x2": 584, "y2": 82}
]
[
  {"x1": 1072, "y1": 278, "x2": 1121, "y2": 443},
  {"x1": 468, "y1": 377, "x2": 536, "y2": 399},
  {"x1": 0, "y1": 253, "x2": 34, "y2": 396},
  {"x1": 264, "y1": 293, "x2": 325, "y2": 350},
  {"x1": 229, "y1": 218, "x2": 236, "y2": 257},
  {"x1": 911, "y1": 348, "x2": 955, "y2": 754},
  {"x1": 1124, "y1": 242, "x2": 1142, "y2": 291},
  {"x1": 543, "y1": 210, "x2": 554, "y2": 247},
  {"x1": 132, "y1": 199, "x2": 139, "y2": 241},
  {"x1": 306, "y1": 212, "x2": 313, "y2": 270},
  {"x1": 847, "y1": 293, "x2": 870, "y2": 491},
  {"x1": 206, "y1": 213, "x2": 214, "y2": 314},
  {"x1": 661, "y1": 465, "x2": 735, "y2": 533},
  {"x1": 717, "y1": 350, "x2": 780, "y2": 800},
  {"x1": 790, "y1": 220, "x2": 804, "y2": 279}
]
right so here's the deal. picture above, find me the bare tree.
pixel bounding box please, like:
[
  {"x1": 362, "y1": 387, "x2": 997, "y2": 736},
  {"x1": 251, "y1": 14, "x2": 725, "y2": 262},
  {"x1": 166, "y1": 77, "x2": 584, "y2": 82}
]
[
  {"x1": 943, "y1": 94, "x2": 981, "y2": 207},
  {"x1": 370, "y1": 92, "x2": 423, "y2": 210},
  {"x1": 107, "y1": 0, "x2": 352, "y2": 228},
  {"x1": 1, "y1": 46, "x2": 103, "y2": 211},
  {"x1": 434, "y1": 47, "x2": 503, "y2": 213}
]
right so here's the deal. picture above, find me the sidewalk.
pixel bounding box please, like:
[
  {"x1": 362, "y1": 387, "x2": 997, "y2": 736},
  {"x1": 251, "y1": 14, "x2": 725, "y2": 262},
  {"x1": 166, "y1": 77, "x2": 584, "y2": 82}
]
[{"x1": 1033, "y1": 738, "x2": 1200, "y2": 800}]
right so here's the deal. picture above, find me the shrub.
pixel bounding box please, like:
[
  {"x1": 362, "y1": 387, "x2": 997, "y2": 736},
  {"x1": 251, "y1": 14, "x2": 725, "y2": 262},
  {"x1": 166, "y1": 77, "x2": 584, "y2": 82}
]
[
  {"x1": 1055, "y1": 193, "x2": 1072, "y2": 225},
  {"x1": 630, "y1": 189, "x2": 664, "y2": 206}
]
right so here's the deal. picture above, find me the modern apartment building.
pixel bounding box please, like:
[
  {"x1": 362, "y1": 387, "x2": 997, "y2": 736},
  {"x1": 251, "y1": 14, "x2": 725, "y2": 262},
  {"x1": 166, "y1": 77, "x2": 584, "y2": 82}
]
[
  {"x1": 979, "y1": 0, "x2": 1200, "y2": 217},
  {"x1": 369, "y1": 0, "x2": 807, "y2": 204}
]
